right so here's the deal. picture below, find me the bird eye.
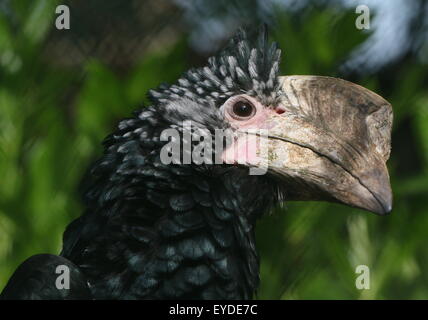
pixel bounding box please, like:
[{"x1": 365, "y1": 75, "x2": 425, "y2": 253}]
[{"x1": 229, "y1": 100, "x2": 256, "y2": 120}]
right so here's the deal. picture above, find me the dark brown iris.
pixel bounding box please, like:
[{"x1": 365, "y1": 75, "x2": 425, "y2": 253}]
[{"x1": 231, "y1": 100, "x2": 255, "y2": 119}]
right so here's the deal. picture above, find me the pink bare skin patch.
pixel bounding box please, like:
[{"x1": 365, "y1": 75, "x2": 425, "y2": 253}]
[
  {"x1": 220, "y1": 94, "x2": 285, "y2": 166},
  {"x1": 222, "y1": 133, "x2": 262, "y2": 165}
]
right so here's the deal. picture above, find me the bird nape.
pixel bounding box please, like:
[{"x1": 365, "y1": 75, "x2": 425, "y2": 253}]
[{"x1": 0, "y1": 28, "x2": 393, "y2": 300}]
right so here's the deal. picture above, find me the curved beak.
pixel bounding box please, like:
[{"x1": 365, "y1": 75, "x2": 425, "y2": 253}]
[{"x1": 257, "y1": 76, "x2": 393, "y2": 215}]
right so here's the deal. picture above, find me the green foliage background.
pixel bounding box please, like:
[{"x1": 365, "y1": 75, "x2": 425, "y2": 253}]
[{"x1": 1, "y1": 1, "x2": 428, "y2": 299}]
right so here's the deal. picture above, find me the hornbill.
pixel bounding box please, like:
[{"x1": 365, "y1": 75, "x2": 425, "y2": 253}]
[{"x1": 1, "y1": 29, "x2": 393, "y2": 300}]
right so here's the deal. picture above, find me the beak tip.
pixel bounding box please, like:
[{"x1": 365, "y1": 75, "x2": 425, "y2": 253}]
[
  {"x1": 352, "y1": 183, "x2": 393, "y2": 216},
  {"x1": 370, "y1": 192, "x2": 393, "y2": 215},
  {"x1": 357, "y1": 200, "x2": 392, "y2": 216},
  {"x1": 379, "y1": 202, "x2": 393, "y2": 215},
  {"x1": 361, "y1": 172, "x2": 393, "y2": 216}
]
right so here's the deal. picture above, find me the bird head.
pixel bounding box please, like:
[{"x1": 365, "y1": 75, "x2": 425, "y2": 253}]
[
  {"x1": 75, "y1": 27, "x2": 393, "y2": 300},
  {"x1": 144, "y1": 28, "x2": 393, "y2": 216}
]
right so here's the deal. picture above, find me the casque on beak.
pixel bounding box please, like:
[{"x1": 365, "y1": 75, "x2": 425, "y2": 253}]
[{"x1": 258, "y1": 76, "x2": 393, "y2": 215}]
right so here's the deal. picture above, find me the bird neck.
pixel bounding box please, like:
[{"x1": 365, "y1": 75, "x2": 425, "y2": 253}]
[{"x1": 64, "y1": 164, "x2": 273, "y2": 299}]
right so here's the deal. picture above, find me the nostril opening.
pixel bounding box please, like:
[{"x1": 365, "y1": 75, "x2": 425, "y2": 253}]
[{"x1": 275, "y1": 106, "x2": 286, "y2": 115}]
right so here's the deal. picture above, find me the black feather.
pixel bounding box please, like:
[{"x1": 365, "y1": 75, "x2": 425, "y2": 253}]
[{"x1": 2, "y1": 27, "x2": 282, "y2": 300}]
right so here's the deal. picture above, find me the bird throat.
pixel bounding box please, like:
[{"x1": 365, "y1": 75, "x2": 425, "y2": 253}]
[{"x1": 65, "y1": 167, "x2": 272, "y2": 299}]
